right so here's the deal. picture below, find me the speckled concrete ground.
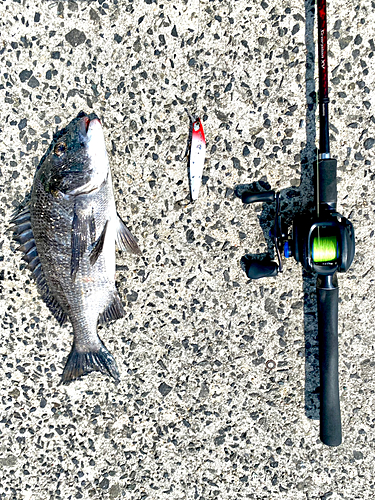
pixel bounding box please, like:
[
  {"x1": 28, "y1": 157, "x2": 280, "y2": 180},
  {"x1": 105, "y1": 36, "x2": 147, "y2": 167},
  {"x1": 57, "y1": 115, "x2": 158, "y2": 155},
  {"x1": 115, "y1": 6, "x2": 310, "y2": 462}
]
[{"x1": 0, "y1": 0, "x2": 374, "y2": 499}]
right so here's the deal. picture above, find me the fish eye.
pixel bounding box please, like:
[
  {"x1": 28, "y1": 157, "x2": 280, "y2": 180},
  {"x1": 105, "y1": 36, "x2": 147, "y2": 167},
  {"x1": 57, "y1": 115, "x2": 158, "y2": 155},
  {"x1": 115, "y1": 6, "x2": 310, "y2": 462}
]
[{"x1": 54, "y1": 142, "x2": 67, "y2": 157}]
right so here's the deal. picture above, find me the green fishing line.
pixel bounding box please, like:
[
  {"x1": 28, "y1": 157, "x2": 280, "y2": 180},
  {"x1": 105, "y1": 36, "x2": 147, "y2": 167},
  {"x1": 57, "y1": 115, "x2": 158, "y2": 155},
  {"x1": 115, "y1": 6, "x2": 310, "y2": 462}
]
[
  {"x1": 312, "y1": 235, "x2": 338, "y2": 262},
  {"x1": 312, "y1": 236, "x2": 338, "y2": 262}
]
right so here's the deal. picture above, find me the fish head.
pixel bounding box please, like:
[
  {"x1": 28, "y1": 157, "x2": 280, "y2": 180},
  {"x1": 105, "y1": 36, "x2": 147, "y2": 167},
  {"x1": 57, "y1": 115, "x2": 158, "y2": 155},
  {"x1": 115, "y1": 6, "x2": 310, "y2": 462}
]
[{"x1": 36, "y1": 111, "x2": 110, "y2": 196}]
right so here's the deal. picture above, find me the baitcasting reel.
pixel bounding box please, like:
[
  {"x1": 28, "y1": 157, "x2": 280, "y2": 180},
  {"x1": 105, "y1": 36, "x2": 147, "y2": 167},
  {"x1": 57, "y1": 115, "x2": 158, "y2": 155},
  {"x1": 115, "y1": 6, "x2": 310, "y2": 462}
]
[{"x1": 239, "y1": 187, "x2": 355, "y2": 281}]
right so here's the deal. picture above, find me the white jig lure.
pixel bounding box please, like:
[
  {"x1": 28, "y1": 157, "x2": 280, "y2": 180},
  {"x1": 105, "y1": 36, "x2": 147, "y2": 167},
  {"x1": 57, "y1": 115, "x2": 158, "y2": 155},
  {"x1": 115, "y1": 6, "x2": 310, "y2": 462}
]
[{"x1": 189, "y1": 118, "x2": 206, "y2": 201}]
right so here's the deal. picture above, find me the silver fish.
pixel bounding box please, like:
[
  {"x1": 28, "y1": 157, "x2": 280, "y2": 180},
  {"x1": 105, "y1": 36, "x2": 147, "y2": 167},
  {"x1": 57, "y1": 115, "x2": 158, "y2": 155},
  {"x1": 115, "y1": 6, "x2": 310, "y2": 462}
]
[{"x1": 11, "y1": 112, "x2": 141, "y2": 383}]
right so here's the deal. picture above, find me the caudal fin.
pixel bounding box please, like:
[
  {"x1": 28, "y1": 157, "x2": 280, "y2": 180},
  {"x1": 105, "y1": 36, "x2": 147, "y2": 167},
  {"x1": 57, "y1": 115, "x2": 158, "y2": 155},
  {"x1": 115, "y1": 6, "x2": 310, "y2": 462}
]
[{"x1": 61, "y1": 342, "x2": 120, "y2": 384}]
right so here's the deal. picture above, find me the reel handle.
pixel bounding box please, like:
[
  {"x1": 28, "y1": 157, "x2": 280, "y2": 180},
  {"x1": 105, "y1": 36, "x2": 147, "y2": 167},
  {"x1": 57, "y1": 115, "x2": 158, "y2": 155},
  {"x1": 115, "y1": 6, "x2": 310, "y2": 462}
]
[
  {"x1": 241, "y1": 257, "x2": 278, "y2": 279},
  {"x1": 317, "y1": 274, "x2": 342, "y2": 446},
  {"x1": 241, "y1": 191, "x2": 275, "y2": 204}
]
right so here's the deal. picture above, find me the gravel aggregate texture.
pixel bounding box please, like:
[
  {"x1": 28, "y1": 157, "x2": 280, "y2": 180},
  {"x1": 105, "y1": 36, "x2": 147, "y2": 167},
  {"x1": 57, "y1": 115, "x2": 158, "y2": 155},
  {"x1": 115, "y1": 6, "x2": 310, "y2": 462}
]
[{"x1": 0, "y1": 0, "x2": 374, "y2": 499}]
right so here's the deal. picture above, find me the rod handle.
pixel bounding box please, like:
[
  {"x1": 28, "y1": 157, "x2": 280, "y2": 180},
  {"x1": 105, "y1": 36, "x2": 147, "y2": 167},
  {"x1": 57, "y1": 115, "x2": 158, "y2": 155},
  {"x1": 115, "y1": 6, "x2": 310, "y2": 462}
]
[
  {"x1": 317, "y1": 158, "x2": 337, "y2": 208},
  {"x1": 317, "y1": 275, "x2": 342, "y2": 446}
]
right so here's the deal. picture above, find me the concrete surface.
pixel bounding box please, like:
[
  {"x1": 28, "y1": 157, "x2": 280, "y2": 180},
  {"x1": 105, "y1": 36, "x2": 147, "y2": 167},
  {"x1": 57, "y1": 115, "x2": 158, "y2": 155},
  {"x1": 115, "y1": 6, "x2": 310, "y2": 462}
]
[{"x1": 0, "y1": 0, "x2": 374, "y2": 498}]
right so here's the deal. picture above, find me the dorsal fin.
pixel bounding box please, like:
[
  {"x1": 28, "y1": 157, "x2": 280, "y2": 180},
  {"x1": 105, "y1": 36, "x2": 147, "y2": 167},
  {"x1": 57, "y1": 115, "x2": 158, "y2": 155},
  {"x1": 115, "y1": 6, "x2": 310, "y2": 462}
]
[
  {"x1": 11, "y1": 206, "x2": 68, "y2": 326},
  {"x1": 10, "y1": 203, "x2": 31, "y2": 225},
  {"x1": 12, "y1": 221, "x2": 32, "y2": 235},
  {"x1": 22, "y1": 246, "x2": 38, "y2": 264}
]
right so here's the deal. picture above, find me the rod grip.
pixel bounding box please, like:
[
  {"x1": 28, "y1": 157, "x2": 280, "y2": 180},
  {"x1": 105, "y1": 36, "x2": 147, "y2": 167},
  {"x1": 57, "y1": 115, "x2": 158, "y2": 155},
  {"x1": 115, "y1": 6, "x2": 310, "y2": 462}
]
[
  {"x1": 317, "y1": 278, "x2": 341, "y2": 446},
  {"x1": 317, "y1": 158, "x2": 337, "y2": 207}
]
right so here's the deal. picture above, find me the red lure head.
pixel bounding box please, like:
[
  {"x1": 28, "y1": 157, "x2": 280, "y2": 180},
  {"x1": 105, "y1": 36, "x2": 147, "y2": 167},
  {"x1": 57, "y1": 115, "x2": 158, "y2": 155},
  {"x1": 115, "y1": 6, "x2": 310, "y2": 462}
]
[{"x1": 192, "y1": 118, "x2": 206, "y2": 144}]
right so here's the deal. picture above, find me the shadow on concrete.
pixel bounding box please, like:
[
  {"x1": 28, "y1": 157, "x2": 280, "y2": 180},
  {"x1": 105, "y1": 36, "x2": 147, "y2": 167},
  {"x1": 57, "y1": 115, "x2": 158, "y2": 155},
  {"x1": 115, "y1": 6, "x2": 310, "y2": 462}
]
[{"x1": 235, "y1": 0, "x2": 321, "y2": 420}]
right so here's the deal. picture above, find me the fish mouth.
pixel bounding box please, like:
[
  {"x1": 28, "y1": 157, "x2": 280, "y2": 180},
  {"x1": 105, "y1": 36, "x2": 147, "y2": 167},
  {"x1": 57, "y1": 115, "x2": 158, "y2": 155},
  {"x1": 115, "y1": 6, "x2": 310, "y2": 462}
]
[
  {"x1": 77, "y1": 111, "x2": 101, "y2": 136},
  {"x1": 82, "y1": 116, "x2": 90, "y2": 134},
  {"x1": 87, "y1": 117, "x2": 102, "y2": 135},
  {"x1": 76, "y1": 111, "x2": 105, "y2": 149}
]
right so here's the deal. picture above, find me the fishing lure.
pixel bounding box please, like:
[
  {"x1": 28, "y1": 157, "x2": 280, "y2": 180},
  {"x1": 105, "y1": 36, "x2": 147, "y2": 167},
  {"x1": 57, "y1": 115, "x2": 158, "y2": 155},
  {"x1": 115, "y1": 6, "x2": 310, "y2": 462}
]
[{"x1": 189, "y1": 117, "x2": 206, "y2": 201}]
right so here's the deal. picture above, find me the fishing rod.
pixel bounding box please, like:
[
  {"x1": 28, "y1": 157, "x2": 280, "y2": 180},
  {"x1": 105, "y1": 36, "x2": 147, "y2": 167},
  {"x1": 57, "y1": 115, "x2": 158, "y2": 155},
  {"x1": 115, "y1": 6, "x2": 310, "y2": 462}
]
[{"x1": 237, "y1": 0, "x2": 355, "y2": 446}]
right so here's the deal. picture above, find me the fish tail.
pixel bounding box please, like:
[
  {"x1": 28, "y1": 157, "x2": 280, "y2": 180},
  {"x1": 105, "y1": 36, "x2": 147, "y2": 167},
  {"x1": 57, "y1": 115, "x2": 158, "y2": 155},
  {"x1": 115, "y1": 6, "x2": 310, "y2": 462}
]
[{"x1": 61, "y1": 342, "x2": 120, "y2": 384}]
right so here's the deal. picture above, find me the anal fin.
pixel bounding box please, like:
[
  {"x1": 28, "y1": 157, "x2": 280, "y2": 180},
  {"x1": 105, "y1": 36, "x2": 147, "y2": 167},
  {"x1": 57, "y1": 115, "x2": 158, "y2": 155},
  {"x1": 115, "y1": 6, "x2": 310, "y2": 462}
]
[{"x1": 98, "y1": 293, "x2": 125, "y2": 325}]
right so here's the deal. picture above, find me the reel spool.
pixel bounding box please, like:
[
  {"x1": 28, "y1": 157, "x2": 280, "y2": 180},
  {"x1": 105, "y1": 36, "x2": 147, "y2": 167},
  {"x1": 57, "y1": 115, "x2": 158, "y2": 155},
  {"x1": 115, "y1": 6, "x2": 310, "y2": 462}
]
[{"x1": 312, "y1": 235, "x2": 338, "y2": 263}]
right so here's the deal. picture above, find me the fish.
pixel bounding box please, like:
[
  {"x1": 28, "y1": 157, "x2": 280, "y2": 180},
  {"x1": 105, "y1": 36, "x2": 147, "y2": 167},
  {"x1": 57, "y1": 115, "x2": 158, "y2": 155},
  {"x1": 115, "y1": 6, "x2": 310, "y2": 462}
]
[
  {"x1": 189, "y1": 117, "x2": 206, "y2": 201},
  {"x1": 10, "y1": 111, "x2": 141, "y2": 384}
]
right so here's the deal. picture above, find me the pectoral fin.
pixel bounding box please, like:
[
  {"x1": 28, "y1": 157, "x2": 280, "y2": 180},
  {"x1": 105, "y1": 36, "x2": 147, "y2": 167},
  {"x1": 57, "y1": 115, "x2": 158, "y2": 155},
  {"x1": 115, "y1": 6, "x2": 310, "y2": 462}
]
[
  {"x1": 116, "y1": 214, "x2": 141, "y2": 255},
  {"x1": 71, "y1": 209, "x2": 88, "y2": 280},
  {"x1": 89, "y1": 221, "x2": 108, "y2": 266},
  {"x1": 89, "y1": 209, "x2": 96, "y2": 245}
]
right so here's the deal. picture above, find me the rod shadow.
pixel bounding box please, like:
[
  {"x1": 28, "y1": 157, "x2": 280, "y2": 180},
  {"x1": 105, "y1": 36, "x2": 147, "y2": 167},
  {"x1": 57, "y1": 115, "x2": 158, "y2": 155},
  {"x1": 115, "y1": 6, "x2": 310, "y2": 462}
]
[{"x1": 236, "y1": 0, "x2": 320, "y2": 420}]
